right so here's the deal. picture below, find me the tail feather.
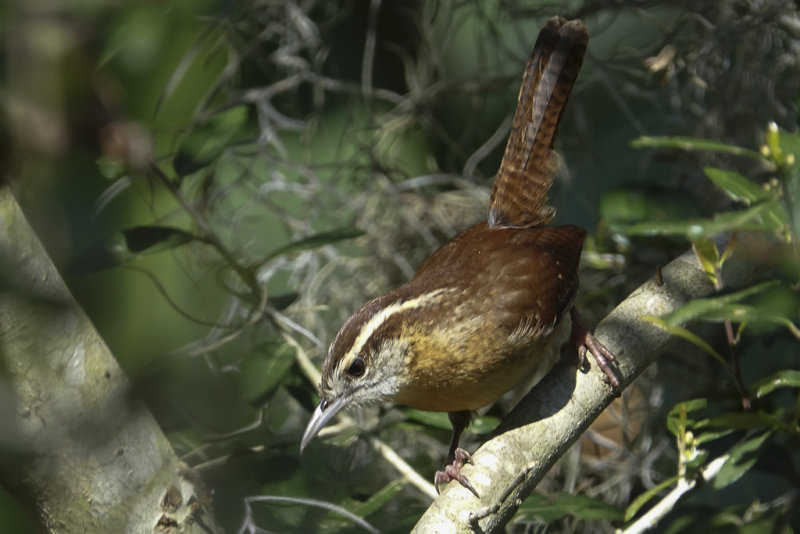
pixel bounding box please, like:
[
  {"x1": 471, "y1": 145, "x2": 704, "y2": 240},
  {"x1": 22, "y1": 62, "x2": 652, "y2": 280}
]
[{"x1": 488, "y1": 17, "x2": 588, "y2": 229}]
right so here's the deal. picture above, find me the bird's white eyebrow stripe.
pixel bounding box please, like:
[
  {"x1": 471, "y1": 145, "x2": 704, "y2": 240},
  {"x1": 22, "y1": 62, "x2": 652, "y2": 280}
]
[{"x1": 346, "y1": 288, "x2": 455, "y2": 359}]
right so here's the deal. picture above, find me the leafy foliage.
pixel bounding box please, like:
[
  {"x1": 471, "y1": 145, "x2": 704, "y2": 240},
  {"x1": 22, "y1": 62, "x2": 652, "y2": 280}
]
[
  {"x1": 516, "y1": 493, "x2": 624, "y2": 523},
  {"x1": 68, "y1": 225, "x2": 196, "y2": 274},
  {"x1": 9, "y1": 0, "x2": 799, "y2": 532},
  {"x1": 621, "y1": 126, "x2": 800, "y2": 531}
]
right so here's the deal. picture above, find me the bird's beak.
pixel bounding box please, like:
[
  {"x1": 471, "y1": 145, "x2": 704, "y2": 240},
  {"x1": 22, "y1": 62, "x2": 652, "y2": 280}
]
[{"x1": 300, "y1": 395, "x2": 348, "y2": 453}]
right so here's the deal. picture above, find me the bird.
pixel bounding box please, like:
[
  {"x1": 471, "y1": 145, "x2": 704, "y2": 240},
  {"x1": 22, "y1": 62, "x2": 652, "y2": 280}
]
[{"x1": 300, "y1": 16, "x2": 619, "y2": 497}]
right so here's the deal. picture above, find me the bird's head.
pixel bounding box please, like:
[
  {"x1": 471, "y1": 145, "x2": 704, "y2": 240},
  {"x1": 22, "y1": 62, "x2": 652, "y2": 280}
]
[{"x1": 300, "y1": 292, "x2": 417, "y2": 452}]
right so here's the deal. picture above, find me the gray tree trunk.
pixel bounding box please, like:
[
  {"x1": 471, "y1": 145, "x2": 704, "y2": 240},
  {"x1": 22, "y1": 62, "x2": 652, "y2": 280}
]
[{"x1": 0, "y1": 185, "x2": 223, "y2": 533}]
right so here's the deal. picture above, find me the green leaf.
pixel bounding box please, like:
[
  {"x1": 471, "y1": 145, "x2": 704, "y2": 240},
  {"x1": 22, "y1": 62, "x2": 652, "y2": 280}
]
[
  {"x1": 96, "y1": 156, "x2": 127, "y2": 180},
  {"x1": 348, "y1": 480, "x2": 405, "y2": 518},
  {"x1": 719, "y1": 237, "x2": 736, "y2": 265},
  {"x1": 399, "y1": 410, "x2": 499, "y2": 434},
  {"x1": 752, "y1": 369, "x2": 800, "y2": 398},
  {"x1": 699, "y1": 412, "x2": 772, "y2": 431},
  {"x1": 269, "y1": 292, "x2": 299, "y2": 310},
  {"x1": 654, "y1": 281, "x2": 780, "y2": 327},
  {"x1": 264, "y1": 228, "x2": 365, "y2": 261},
  {"x1": 239, "y1": 343, "x2": 296, "y2": 405},
  {"x1": 692, "y1": 304, "x2": 800, "y2": 339},
  {"x1": 625, "y1": 200, "x2": 785, "y2": 238},
  {"x1": 714, "y1": 431, "x2": 772, "y2": 489},
  {"x1": 692, "y1": 237, "x2": 721, "y2": 286},
  {"x1": 741, "y1": 519, "x2": 784, "y2": 534},
  {"x1": 695, "y1": 428, "x2": 736, "y2": 445},
  {"x1": 173, "y1": 105, "x2": 249, "y2": 176},
  {"x1": 122, "y1": 225, "x2": 195, "y2": 253},
  {"x1": 778, "y1": 129, "x2": 800, "y2": 165},
  {"x1": 700, "y1": 409, "x2": 794, "y2": 434},
  {"x1": 684, "y1": 448, "x2": 709, "y2": 472},
  {"x1": 645, "y1": 316, "x2": 727, "y2": 367},
  {"x1": 470, "y1": 414, "x2": 502, "y2": 434},
  {"x1": 599, "y1": 189, "x2": 699, "y2": 229},
  {"x1": 764, "y1": 122, "x2": 784, "y2": 164},
  {"x1": 631, "y1": 136, "x2": 764, "y2": 161},
  {"x1": 649, "y1": 280, "x2": 800, "y2": 340},
  {"x1": 624, "y1": 475, "x2": 681, "y2": 522},
  {"x1": 599, "y1": 190, "x2": 654, "y2": 224},
  {"x1": 663, "y1": 514, "x2": 701, "y2": 534},
  {"x1": 725, "y1": 201, "x2": 789, "y2": 236},
  {"x1": 666, "y1": 398, "x2": 707, "y2": 438},
  {"x1": 624, "y1": 219, "x2": 700, "y2": 237},
  {"x1": 401, "y1": 409, "x2": 452, "y2": 431},
  {"x1": 69, "y1": 225, "x2": 196, "y2": 274},
  {"x1": 515, "y1": 492, "x2": 624, "y2": 523},
  {"x1": 704, "y1": 167, "x2": 770, "y2": 205}
]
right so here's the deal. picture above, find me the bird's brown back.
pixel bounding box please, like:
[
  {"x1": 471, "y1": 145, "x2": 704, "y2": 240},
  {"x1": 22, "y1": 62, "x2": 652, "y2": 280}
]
[{"x1": 394, "y1": 222, "x2": 586, "y2": 411}]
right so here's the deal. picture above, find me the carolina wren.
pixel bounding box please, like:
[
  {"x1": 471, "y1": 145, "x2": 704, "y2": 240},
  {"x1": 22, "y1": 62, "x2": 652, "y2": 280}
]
[{"x1": 301, "y1": 17, "x2": 619, "y2": 496}]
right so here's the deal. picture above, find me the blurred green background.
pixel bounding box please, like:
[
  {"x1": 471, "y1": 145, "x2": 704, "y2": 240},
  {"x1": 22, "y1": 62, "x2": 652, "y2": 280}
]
[{"x1": 2, "y1": 0, "x2": 799, "y2": 532}]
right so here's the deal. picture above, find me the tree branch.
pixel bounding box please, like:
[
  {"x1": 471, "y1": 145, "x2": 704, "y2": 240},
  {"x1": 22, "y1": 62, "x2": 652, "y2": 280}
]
[{"x1": 412, "y1": 233, "x2": 774, "y2": 532}]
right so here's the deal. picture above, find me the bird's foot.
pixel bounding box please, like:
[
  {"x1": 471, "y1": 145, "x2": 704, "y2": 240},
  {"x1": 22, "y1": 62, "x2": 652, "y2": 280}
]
[
  {"x1": 434, "y1": 448, "x2": 479, "y2": 497},
  {"x1": 570, "y1": 308, "x2": 621, "y2": 389}
]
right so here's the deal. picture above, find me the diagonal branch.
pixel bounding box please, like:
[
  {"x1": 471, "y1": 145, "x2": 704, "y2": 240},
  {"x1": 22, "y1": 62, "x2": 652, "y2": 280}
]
[{"x1": 413, "y1": 233, "x2": 774, "y2": 533}]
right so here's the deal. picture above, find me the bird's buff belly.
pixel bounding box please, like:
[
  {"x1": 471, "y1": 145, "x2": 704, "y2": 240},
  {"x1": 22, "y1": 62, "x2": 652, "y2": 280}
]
[{"x1": 391, "y1": 320, "x2": 567, "y2": 412}]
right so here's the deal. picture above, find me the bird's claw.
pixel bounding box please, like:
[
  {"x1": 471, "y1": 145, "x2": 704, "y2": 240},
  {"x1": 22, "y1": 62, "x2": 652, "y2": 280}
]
[
  {"x1": 434, "y1": 448, "x2": 479, "y2": 497},
  {"x1": 570, "y1": 308, "x2": 621, "y2": 389}
]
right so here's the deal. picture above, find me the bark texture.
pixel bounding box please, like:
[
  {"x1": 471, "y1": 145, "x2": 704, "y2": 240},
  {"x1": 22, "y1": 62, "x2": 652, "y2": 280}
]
[{"x1": 0, "y1": 186, "x2": 222, "y2": 533}]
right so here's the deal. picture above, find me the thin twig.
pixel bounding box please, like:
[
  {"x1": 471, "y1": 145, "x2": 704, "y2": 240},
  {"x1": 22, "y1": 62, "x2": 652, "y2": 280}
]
[
  {"x1": 237, "y1": 495, "x2": 380, "y2": 534},
  {"x1": 369, "y1": 436, "x2": 439, "y2": 501},
  {"x1": 284, "y1": 332, "x2": 321, "y2": 387},
  {"x1": 622, "y1": 455, "x2": 729, "y2": 534},
  {"x1": 361, "y1": 0, "x2": 381, "y2": 98}
]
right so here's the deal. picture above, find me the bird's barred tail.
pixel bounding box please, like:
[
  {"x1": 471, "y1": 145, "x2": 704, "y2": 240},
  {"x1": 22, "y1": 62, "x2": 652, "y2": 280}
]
[{"x1": 489, "y1": 17, "x2": 588, "y2": 229}]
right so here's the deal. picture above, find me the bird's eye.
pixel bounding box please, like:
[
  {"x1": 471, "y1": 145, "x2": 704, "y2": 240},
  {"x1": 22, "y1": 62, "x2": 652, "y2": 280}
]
[{"x1": 347, "y1": 357, "x2": 366, "y2": 378}]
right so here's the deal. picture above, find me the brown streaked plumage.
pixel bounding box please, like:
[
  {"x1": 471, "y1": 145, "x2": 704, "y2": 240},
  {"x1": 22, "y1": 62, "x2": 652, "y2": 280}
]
[
  {"x1": 490, "y1": 17, "x2": 588, "y2": 229},
  {"x1": 301, "y1": 17, "x2": 618, "y2": 498},
  {"x1": 392, "y1": 222, "x2": 587, "y2": 412}
]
